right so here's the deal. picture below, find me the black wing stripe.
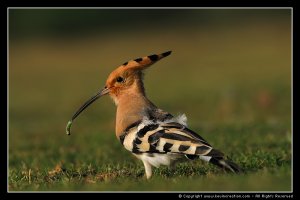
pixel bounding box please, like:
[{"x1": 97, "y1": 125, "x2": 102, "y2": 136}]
[
  {"x1": 183, "y1": 127, "x2": 211, "y2": 145},
  {"x1": 163, "y1": 143, "x2": 173, "y2": 152},
  {"x1": 186, "y1": 154, "x2": 198, "y2": 160},
  {"x1": 119, "y1": 134, "x2": 126, "y2": 145},
  {"x1": 132, "y1": 141, "x2": 140, "y2": 154},
  {"x1": 161, "y1": 133, "x2": 197, "y2": 141},
  {"x1": 149, "y1": 144, "x2": 160, "y2": 153},
  {"x1": 161, "y1": 122, "x2": 183, "y2": 129},
  {"x1": 206, "y1": 148, "x2": 224, "y2": 157},
  {"x1": 137, "y1": 124, "x2": 159, "y2": 137},
  {"x1": 135, "y1": 138, "x2": 142, "y2": 144},
  {"x1": 148, "y1": 130, "x2": 165, "y2": 143},
  {"x1": 195, "y1": 146, "x2": 211, "y2": 155},
  {"x1": 178, "y1": 145, "x2": 190, "y2": 152},
  {"x1": 124, "y1": 120, "x2": 141, "y2": 132},
  {"x1": 160, "y1": 122, "x2": 211, "y2": 146}
]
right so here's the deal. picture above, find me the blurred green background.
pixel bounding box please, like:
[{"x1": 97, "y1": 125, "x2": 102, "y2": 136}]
[{"x1": 9, "y1": 9, "x2": 291, "y2": 191}]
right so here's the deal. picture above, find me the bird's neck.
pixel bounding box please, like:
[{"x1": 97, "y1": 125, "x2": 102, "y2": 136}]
[{"x1": 115, "y1": 84, "x2": 155, "y2": 138}]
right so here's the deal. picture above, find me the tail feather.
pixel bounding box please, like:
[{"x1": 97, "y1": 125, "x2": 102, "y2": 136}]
[
  {"x1": 209, "y1": 157, "x2": 241, "y2": 173},
  {"x1": 186, "y1": 154, "x2": 241, "y2": 173},
  {"x1": 184, "y1": 148, "x2": 241, "y2": 173},
  {"x1": 204, "y1": 148, "x2": 241, "y2": 173}
]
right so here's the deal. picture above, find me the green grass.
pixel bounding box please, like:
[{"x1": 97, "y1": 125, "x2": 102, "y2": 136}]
[
  {"x1": 9, "y1": 12, "x2": 291, "y2": 191},
  {"x1": 8, "y1": 122, "x2": 291, "y2": 191}
]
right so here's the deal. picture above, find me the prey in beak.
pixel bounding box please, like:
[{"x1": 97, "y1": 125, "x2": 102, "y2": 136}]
[{"x1": 66, "y1": 87, "x2": 109, "y2": 135}]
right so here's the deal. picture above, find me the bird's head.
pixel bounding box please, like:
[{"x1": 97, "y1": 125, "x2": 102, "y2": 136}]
[
  {"x1": 104, "y1": 51, "x2": 172, "y2": 104},
  {"x1": 66, "y1": 51, "x2": 172, "y2": 135}
]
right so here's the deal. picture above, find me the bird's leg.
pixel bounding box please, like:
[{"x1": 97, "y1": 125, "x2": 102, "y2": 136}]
[{"x1": 142, "y1": 160, "x2": 152, "y2": 179}]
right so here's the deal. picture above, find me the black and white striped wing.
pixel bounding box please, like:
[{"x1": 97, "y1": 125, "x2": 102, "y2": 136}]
[{"x1": 122, "y1": 121, "x2": 224, "y2": 158}]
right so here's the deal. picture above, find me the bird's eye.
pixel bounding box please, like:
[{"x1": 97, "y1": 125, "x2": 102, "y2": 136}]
[{"x1": 116, "y1": 76, "x2": 124, "y2": 83}]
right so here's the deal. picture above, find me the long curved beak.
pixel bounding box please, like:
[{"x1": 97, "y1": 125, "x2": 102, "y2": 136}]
[{"x1": 66, "y1": 87, "x2": 109, "y2": 135}]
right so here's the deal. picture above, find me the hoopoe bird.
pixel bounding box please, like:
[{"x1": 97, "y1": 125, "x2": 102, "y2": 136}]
[{"x1": 66, "y1": 51, "x2": 241, "y2": 179}]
